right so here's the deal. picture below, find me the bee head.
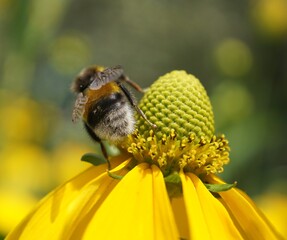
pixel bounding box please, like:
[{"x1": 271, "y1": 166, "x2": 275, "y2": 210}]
[
  {"x1": 71, "y1": 66, "x2": 105, "y2": 93},
  {"x1": 71, "y1": 67, "x2": 95, "y2": 93}
]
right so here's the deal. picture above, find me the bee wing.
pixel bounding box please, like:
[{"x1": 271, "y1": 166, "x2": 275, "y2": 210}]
[
  {"x1": 89, "y1": 65, "x2": 124, "y2": 90},
  {"x1": 72, "y1": 93, "x2": 88, "y2": 123}
]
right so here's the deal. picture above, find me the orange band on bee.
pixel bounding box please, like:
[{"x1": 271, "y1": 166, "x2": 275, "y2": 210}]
[{"x1": 82, "y1": 82, "x2": 121, "y2": 120}]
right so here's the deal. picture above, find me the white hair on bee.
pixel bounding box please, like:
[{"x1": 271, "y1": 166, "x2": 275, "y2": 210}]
[{"x1": 93, "y1": 102, "x2": 135, "y2": 143}]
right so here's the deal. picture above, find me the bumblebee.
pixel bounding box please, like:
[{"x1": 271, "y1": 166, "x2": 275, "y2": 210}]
[{"x1": 71, "y1": 65, "x2": 156, "y2": 168}]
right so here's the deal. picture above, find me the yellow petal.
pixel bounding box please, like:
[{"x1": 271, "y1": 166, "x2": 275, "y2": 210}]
[
  {"x1": 180, "y1": 172, "x2": 243, "y2": 240},
  {"x1": 171, "y1": 197, "x2": 189, "y2": 239},
  {"x1": 190, "y1": 173, "x2": 243, "y2": 239},
  {"x1": 179, "y1": 171, "x2": 210, "y2": 240},
  {"x1": 256, "y1": 193, "x2": 287, "y2": 238},
  {"x1": 207, "y1": 175, "x2": 283, "y2": 240},
  {"x1": 151, "y1": 165, "x2": 179, "y2": 240},
  {"x1": 81, "y1": 163, "x2": 152, "y2": 239},
  {"x1": 6, "y1": 157, "x2": 130, "y2": 240},
  {"x1": 81, "y1": 164, "x2": 178, "y2": 240}
]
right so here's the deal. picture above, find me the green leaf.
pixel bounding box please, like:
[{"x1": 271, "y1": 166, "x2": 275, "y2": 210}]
[
  {"x1": 108, "y1": 171, "x2": 123, "y2": 180},
  {"x1": 81, "y1": 153, "x2": 107, "y2": 166},
  {"x1": 204, "y1": 181, "x2": 237, "y2": 192},
  {"x1": 164, "y1": 172, "x2": 181, "y2": 184}
]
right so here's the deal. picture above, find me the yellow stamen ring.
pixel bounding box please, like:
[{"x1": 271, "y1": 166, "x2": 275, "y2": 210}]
[{"x1": 122, "y1": 129, "x2": 230, "y2": 177}]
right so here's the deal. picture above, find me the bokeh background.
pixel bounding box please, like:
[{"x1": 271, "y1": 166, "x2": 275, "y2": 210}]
[{"x1": 1, "y1": 0, "x2": 287, "y2": 238}]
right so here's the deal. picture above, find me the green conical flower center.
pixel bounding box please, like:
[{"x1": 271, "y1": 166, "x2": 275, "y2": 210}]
[
  {"x1": 137, "y1": 70, "x2": 214, "y2": 141},
  {"x1": 121, "y1": 70, "x2": 230, "y2": 177}
]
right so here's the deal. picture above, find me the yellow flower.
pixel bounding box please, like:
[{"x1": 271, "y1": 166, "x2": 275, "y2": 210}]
[
  {"x1": 256, "y1": 192, "x2": 287, "y2": 239},
  {"x1": 252, "y1": 0, "x2": 287, "y2": 38},
  {"x1": 0, "y1": 190, "x2": 37, "y2": 235},
  {"x1": 6, "y1": 71, "x2": 283, "y2": 240}
]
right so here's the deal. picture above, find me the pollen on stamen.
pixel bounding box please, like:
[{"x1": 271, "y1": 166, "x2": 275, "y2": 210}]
[{"x1": 121, "y1": 129, "x2": 231, "y2": 178}]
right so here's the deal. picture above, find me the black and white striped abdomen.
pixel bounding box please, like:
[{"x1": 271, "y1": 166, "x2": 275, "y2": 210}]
[{"x1": 86, "y1": 92, "x2": 135, "y2": 143}]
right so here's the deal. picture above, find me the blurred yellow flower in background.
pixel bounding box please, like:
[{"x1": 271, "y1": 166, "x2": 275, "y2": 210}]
[
  {"x1": 0, "y1": 190, "x2": 37, "y2": 235},
  {"x1": 0, "y1": 93, "x2": 53, "y2": 143},
  {"x1": 49, "y1": 34, "x2": 92, "y2": 75},
  {"x1": 214, "y1": 38, "x2": 253, "y2": 77},
  {"x1": 256, "y1": 192, "x2": 287, "y2": 238},
  {"x1": 211, "y1": 82, "x2": 255, "y2": 127},
  {"x1": 0, "y1": 144, "x2": 51, "y2": 193},
  {"x1": 51, "y1": 142, "x2": 92, "y2": 184},
  {"x1": 6, "y1": 71, "x2": 283, "y2": 239},
  {"x1": 252, "y1": 0, "x2": 287, "y2": 38}
]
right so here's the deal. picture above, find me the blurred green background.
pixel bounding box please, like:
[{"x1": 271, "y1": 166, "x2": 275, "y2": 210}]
[{"x1": 1, "y1": 0, "x2": 287, "y2": 238}]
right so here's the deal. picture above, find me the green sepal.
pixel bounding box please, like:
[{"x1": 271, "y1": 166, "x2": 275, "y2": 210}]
[
  {"x1": 108, "y1": 171, "x2": 123, "y2": 180},
  {"x1": 81, "y1": 153, "x2": 107, "y2": 166},
  {"x1": 164, "y1": 172, "x2": 181, "y2": 184},
  {"x1": 204, "y1": 181, "x2": 237, "y2": 192}
]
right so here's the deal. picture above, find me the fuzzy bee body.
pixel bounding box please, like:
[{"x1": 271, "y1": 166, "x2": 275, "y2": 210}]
[
  {"x1": 84, "y1": 90, "x2": 135, "y2": 142},
  {"x1": 71, "y1": 65, "x2": 155, "y2": 168}
]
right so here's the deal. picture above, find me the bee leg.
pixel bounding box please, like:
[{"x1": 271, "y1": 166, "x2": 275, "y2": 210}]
[
  {"x1": 134, "y1": 106, "x2": 157, "y2": 129},
  {"x1": 99, "y1": 141, "x2": 111, "y2": 170},
  {"x1": 118, "y1": 83, "x2": 157, "y2": 129},
  {"x1": 84, "y1": 123, "x2": 111, "y2": 169},
  {"x1": 120, "y1": 75, "x2": 145, "y2": 93}
]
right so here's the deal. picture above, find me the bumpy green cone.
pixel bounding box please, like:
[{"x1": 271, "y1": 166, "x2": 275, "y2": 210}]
[{"x1": 137, "y1": 70, "x2": 215, "y2": 142}]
